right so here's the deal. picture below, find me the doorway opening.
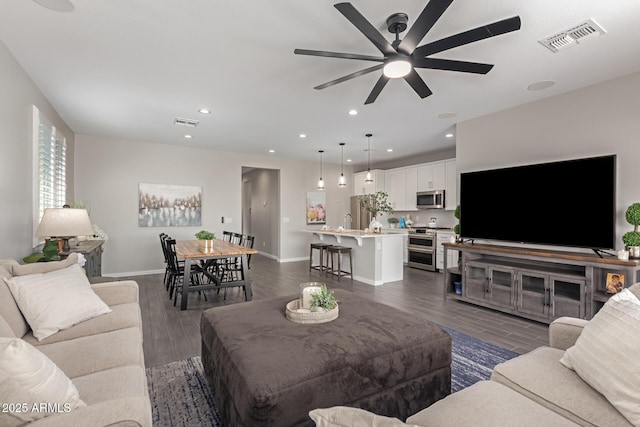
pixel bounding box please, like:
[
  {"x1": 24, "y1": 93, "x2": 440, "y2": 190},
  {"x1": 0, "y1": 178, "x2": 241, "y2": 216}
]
[{"x1": 241, "y1": 167, "x2": 280, "y2": 260}]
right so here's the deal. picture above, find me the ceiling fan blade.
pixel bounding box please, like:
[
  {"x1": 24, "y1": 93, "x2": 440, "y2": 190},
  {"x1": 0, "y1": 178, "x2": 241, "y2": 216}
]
[
  {"x1": 334, "y1": 2, "x2": 396, "y2": 56},
  {"x1": 364, "y1": 74, "x2": 390, "y2": 104},
  {"x1": 314, "y1": 64, "x2": 384, "y2": 90},
  {"x1": 413, "y1": 16, "x2": 521, "y2": 58},
  {"x1": 413, "y1": 58, "x2": 494, "y2": 74},
  {"x1": 403, "y1": 69, "x2": 433, "y2": 99},
  {"x1": 294, "y1": 49, "x2": 384, "y2": 62},
  {"x1": 397, "y1": 0, "x2": 454, "y2": 55}
]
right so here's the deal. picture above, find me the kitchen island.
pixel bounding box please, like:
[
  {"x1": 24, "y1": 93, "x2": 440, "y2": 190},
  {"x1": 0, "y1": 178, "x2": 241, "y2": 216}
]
[{"x1": 305, "y1": 229, "x2": 404, "y2": 286}]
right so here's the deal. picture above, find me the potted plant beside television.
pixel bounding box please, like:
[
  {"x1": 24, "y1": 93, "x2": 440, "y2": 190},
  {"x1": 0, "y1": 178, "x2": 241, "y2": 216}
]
[
  {"x1": 195, "y1": 230, "x2": 215, "y2": 252},
  {"x1": 623, "y1": 202, "x2": 640, "y2": 258},
  {"x1": 358, "y1": 191, "x2": 394, "y2": 233}
]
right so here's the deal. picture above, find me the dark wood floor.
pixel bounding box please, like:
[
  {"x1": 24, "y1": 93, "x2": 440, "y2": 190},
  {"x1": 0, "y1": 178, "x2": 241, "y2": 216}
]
[{"x1": 131, "y1": 255, "x2": 550, "y2": 368}]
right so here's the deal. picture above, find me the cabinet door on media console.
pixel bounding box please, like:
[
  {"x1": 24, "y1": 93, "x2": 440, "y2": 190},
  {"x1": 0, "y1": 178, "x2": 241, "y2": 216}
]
[
  {"x1": 464, "y1": 262, "x2": 515, "y2": 310},
  {"x1": 517, "y1": 271, "x2": 586, "y2": 320},
  {"x1": 517, "y1": 270, "x2": 550, "y2": 318},
  {"x1": 551, "y1": 276, "x2": 586, "y2": 319}
]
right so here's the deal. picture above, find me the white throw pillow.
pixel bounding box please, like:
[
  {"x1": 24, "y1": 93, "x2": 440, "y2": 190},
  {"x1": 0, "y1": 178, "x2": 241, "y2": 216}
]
[
  {"x1": 0, "y1": 337, "x2": 85, "y2": 424},
  {"x1": 560, "y1": 289, "x2": 640, "y2": 425},
  {"x1": 4, "y1": 263, "x2": 111, "y2": 341},
  {"x1": 309, "y1": 407, "x2": 420, "y2": 427}
]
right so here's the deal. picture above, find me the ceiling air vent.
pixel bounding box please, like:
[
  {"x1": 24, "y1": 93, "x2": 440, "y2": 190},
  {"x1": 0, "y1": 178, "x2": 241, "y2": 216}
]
[
  {"x1": 173, "y1": 117, "x2": 199, "y2": 127},
  {"x1": 539, "y1": 19, "x2": 606, "y2": 53}
]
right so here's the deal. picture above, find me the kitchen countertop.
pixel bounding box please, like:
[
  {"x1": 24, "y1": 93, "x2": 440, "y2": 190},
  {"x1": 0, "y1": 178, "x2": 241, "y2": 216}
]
[{"x1": 305, "y1": 229, "x2": 404, "y2": 246}]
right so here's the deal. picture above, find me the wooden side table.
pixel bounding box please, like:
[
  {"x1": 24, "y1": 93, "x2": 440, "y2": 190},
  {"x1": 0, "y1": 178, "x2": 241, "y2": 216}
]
[{"x1": 65, "y1": 240, "x2": 104, "y2": 277}]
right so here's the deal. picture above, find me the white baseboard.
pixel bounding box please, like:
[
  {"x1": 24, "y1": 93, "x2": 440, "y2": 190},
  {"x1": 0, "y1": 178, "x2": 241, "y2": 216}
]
[
  {"x1": 278, "y1": 256, "x2": 308, "y2": 263},
  {"x1": 258, "y1": 251, "x2": 279, "y2": 261},
  {"x1": 103, "y1": 269, "x2": 164, "y2": 278}
]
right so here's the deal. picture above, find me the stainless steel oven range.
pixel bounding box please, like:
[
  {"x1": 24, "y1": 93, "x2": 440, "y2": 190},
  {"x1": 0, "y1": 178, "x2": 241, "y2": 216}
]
[{"x1": 407, "y1": 227, "x2": 436, "y2": 271}]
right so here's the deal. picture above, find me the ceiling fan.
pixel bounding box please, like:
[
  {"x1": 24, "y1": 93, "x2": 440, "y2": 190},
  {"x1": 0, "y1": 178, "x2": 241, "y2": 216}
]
[{"x1": 294, "y1": 1, "x2": 521, "y2": 104}]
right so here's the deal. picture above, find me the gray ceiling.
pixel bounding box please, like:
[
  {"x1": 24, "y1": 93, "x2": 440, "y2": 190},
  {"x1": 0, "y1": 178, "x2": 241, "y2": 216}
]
[{"x1": 1, "y1": 1, "x2": 639, "y2": 168}]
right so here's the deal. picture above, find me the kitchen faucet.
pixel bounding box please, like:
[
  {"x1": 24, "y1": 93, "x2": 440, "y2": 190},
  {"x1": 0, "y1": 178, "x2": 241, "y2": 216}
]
[{"x1": 344, "y1": 213, "x2": 352, "y2": 230}]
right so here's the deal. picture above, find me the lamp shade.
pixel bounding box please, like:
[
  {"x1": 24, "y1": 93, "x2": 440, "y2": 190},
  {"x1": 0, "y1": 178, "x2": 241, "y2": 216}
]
[{"x1": 36, "y1": 208, "x2": 94, "y2": 238}]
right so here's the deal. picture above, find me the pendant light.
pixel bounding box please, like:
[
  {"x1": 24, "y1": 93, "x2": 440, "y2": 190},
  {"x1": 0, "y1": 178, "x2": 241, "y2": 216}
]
[
  {"x1": 338, "y1": 142, "x2": 347, "y2": 188},
  {"x1": 317, "y1": 150, "x2": 325, "y2": 190},
  {"x1": 365, "y1": 133, "x2": 373, "y2": 183}
]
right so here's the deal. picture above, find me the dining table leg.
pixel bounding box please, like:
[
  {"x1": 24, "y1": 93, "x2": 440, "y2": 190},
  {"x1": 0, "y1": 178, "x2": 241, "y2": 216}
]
[
  {"x1": 181, "y1": 258, "x2": 192, "y2": 310},
  {"x1": 241, "y1": 254, "x2": 253, "y2": 301}
]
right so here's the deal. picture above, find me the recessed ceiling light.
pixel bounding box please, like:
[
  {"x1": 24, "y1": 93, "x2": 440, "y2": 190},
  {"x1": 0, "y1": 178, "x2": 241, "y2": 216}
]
[
  {"x1": 348, "y1": 109, "x2": 358, "y2": 116},
  {"x1": 387, "y1": 148, "x2": 393, "y2": 152},
  {"x1": 527, "y1": 80, "x2": 556, "y2": 91},
  {"x1": 299, "y1": 134, "x2": 307, "y2": 138},
  {"x1": 33, "y1": 0, "x2": 74, "y2": 12},
  {"x1": 445, "y1": 133, "x2": 454, "y2": 138},
  {"x1": 184, "y1": 134, "x2": 192, "y2": 139},
  {"x1": 438, "y1": 112, "x2": 457, "y2": 119},
  {"x1": 347, "y1": 159, "x2": 352, "y2": 163},
  {"x1": 198, "y1": 108, "x2": 212, "y2": 114},
  {"x1": 269, "y1": 149, "x2": 275, "y2": 153}
]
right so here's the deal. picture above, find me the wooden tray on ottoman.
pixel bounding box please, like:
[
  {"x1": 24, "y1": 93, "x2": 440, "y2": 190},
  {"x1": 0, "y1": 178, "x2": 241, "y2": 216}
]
[{"x1": 285, "y1": 299, "x2": 339, "y2": 324}]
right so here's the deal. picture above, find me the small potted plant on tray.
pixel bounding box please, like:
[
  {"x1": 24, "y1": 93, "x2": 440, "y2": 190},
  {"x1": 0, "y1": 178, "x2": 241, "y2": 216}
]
[
  {"x1": 310, "y1": 284, "x2": 338, "y2": 312},
  {"x1": 387, "y1": 217, "x2": 399, "y2": 228},
  {"x1": 195, "y1": 230, "x2": 215, "y2": 251}
]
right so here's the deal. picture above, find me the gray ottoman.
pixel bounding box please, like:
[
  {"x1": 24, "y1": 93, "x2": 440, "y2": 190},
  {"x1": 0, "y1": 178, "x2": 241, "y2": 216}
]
[{"x1": 200, "y1": 289, "x2": 451, "y2": 426}]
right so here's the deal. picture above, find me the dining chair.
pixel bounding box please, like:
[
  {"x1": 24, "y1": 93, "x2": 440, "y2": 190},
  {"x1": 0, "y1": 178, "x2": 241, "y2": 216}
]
[
  {"x1": 159, "y1": 233, "x2": 171, "y2": 290},
  {"x1": 231, "y1": 232, "x2": 243, "y2": 245},
  {"x1": 164, "y1": 238, "x2": 206, "y2": 306}
]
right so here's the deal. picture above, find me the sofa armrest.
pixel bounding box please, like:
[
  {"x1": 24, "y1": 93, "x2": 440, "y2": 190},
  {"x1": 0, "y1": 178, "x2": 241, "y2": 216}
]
[
  {"x1": 91, "y1": 281, "x2": 139, "y2": 306},
  {"x1": 549, "y1": 316, "x2": 588, "y2": 350}
]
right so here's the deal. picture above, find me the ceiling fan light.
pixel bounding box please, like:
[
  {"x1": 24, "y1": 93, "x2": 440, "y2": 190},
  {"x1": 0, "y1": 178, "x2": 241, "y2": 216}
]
[{"x1": 383, "y1": 59, "x2": 411, "y2": 78}]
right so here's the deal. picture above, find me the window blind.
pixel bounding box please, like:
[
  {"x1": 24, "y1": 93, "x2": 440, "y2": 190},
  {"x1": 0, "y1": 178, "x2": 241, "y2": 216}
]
[{"x1": 34, "y1": 106, "x2": 67, "y2": 226}]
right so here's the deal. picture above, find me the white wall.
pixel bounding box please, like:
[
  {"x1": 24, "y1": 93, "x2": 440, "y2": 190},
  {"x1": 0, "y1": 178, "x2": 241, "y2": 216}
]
[
  {"x1": 0, "y1": 40, "x2": 74, "y2": 260},
  {"x1": 457, "y1": 72, "x2": 640, "y2": 250},
  {"x1": 74, "y1": 135, "x2": 352, "y2": 275}
]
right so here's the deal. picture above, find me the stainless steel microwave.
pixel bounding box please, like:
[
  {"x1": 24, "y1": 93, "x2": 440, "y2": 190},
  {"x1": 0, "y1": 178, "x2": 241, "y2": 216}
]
[{"x1": 416, "y1": 190, "x2": 445, "y2": 209}]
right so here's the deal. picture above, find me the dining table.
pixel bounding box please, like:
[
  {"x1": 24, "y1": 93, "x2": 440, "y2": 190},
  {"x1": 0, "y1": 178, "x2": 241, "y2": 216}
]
[{"x1": 175, "y1": 239, "x2": 258, "y2": 310}]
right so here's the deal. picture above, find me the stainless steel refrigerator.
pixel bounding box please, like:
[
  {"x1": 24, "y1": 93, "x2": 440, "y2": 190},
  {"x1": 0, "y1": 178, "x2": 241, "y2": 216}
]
[{"x1": 350, "y1": 195, "x2": 373, "y2": 230}]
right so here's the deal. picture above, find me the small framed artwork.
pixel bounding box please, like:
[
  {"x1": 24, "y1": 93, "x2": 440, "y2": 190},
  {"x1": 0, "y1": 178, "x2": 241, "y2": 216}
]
[
  {"x1": 605, "y1": 272, "x2": 625, "y2": 294},
  {"x1": 306, "y1": 191, "x2": 326, "y2": 225}
]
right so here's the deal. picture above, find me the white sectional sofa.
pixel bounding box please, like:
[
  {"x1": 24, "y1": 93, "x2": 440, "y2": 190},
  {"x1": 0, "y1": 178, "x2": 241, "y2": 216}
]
[
  {"x1": 312, "y1": 284, "x2": 640, "y2": 427},
  {"x1": 0, "y1": 255, "x2": 151, "y2": 426}
]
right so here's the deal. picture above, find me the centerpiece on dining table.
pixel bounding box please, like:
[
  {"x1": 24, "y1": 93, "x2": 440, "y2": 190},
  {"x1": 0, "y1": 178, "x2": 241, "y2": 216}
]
[
  {"x1": 195, "y1": 230, "x2": 215, "y2": 252},
  {"x1": 285, "y1": 283, "x2": 339, "y2": 324}
]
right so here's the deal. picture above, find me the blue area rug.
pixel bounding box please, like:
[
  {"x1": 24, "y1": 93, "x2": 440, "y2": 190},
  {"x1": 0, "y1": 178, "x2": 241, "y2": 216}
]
[
  {"x1": 146, "y1": 327, "x2": 519, "y2": 426},
  {"x1": 439, "y1": 326, "x2": 519, "y2": 393}
]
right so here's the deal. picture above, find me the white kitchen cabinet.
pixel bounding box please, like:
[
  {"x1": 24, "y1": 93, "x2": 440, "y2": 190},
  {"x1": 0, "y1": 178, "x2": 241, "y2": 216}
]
[
  {"x1": 353, "y1": 170, "x2": 385, "y2": 196},
  {"x1": 417, "y1": 162, "x2": 445, "y2": 191},
  {"x1": 445, "y1": 159, "x2": 457, "y2": 211},
  {"x1": 404, "y1": 166, "x2": 417, "y2": 211},
  {"x1": 384, "y1": 167, "x2": 418, "y2": 211},
  {"x1": 384, "y1": 168, "x2": 405, "y2": 210}
]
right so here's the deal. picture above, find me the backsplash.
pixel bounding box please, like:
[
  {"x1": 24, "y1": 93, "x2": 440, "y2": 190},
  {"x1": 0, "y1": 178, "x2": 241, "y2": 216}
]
[{"x1": 391, "y1": 210, "x2": 456, "y2": 228}]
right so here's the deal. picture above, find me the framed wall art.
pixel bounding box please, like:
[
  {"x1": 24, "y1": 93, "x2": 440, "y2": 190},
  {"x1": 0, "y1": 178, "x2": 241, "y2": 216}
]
[
  {"x1": 138, "y1": 183, "x2": 202, "y2": 227},
  {"x1": 306, "y1": 191, "x2": 326, "y2": 225}
]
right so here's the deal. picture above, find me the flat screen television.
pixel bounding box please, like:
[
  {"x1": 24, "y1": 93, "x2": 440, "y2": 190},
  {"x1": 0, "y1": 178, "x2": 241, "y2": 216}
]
[{"x1": 459, "y1": 155, "x2": 616, "y2": 250}]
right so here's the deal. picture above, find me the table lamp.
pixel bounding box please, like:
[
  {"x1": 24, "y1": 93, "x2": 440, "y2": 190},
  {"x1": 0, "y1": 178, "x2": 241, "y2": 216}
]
[{"x1": 35, "y1": 208, "x2": 94, "y2": 252}]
